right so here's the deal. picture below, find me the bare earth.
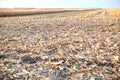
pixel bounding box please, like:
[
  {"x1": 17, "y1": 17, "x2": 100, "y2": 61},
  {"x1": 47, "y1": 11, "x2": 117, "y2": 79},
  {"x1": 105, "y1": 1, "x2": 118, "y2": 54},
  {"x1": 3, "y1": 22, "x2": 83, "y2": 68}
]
[{"x1": 0, "y1": 9, "x2": 120, "y2": 80}]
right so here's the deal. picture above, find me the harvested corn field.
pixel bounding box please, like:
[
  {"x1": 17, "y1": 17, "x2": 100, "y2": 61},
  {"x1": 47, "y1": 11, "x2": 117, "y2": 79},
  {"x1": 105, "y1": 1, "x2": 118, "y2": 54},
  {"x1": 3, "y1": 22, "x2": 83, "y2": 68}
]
[{"x1": 0, "y1": 9, "x2": 120, "y2": 80}]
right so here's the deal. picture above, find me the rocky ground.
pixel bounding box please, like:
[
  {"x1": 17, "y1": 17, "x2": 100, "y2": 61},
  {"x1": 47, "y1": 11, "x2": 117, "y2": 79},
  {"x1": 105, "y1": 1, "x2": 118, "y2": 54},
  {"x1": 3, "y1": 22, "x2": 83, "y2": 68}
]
[{"x1": 0, "y1": 9, "x2": 120, "y2": 80}]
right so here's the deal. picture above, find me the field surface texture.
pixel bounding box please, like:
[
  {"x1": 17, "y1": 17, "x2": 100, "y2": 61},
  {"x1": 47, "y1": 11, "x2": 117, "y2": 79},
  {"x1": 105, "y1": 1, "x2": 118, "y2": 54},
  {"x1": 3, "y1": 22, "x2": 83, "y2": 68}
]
[{"x1": 0, "y1": 9, "x2": 120, "y2": 80}]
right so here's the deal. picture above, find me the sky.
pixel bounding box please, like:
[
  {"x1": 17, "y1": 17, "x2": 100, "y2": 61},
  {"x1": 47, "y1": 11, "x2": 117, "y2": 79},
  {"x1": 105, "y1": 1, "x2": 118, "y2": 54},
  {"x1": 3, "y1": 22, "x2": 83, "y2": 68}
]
[{"x1": 0, "y1": 0, "x2": 120, "y2": 8}]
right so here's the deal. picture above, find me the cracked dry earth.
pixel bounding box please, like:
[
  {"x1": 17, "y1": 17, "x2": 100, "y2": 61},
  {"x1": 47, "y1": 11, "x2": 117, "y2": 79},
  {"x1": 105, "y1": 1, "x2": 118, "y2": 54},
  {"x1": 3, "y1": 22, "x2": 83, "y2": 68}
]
[{"x1": 0, "y1": 9, "x2": 120, "y2": 80}]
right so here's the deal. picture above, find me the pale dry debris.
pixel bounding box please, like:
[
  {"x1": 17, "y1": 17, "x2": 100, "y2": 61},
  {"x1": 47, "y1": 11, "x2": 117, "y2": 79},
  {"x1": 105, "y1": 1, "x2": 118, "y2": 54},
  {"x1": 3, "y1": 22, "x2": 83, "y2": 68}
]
[{"x1": 0, "y1": 9, "x2": 120, "y2": 80}]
